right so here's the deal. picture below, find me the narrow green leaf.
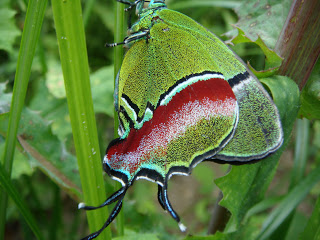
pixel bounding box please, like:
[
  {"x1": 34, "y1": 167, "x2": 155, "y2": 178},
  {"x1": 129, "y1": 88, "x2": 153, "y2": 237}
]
[
  {"x1": 244, "y1": 196, "x2": 283, "y2": 223},
  {"x1": 298, "y1": 196, "x2": 320, "y2": 240},
  {"x1": 113, "y1": 1, "x2": 126, "y2": 236},
  {"x1": 257, "y1": 164, "x2": 320, "y2": 240},
  {"x1": 291, "y1": 118, "x2": 309, "y2": 189},
  {"x1": 51, "y1": 1, "x2": 111, "y2": 239},
  {"x1": 0, "y1": 163, "x2": 44, "y2": 240},
  {"x1": 0, "y1": 0, "x2": 47, "y2": 239}
]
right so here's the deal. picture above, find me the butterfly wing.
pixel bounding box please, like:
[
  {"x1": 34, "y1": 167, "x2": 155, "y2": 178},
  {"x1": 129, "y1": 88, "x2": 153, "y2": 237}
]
[
  {"x1": 158, "y1": 9, "x2": 283, "y2": 161},
  {"x1": 105, "y1": 72, "x2": 239, "y2": 183},
  {"x1": 113, "y1": 8, "x2": 283, "y2": 178}
]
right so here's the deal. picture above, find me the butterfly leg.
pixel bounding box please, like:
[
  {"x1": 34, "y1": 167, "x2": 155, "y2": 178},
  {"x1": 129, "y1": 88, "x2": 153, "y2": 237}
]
[
  {"x1": 80, "y1": 197, "x2": 125, "y2": 240},
  {"x1": 161, "y1": 183, "x2": 187, "y2": 232},
  {"x1": 78, "y1": 186, "x2": 127, "y2": 210},
  {"x1": 79, "y1": 186, "x2": 128, "y2": 240},
  {"x1": 157, "y1": 184, "x2": 166, "y2": 210}
]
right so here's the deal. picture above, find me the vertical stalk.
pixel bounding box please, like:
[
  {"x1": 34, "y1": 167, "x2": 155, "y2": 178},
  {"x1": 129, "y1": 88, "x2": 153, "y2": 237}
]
[
  {"x1": 51, "y1": 0, "x2": 111, "y2": 239},
  {"x1": 275, "y1": 0, "x2": 320, "y2": 90},
  {"x1": 290, "y1": 119, "x2": 309, "y2": 189},
  {"x1": 0, "y1": 1, "x2": 47, "y2": 239},
  {"x1": 113, "y1": 1, "x2": 126, "y2": 236}
]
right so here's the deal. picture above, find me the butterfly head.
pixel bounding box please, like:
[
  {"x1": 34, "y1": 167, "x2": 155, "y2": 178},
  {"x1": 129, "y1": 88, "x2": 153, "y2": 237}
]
[{"x1": 134, "y1": 0, "x2": 167, "y2": 16}]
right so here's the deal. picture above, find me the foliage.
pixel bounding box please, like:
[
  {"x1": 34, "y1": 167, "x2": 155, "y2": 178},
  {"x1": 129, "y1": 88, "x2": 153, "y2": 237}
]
[{"x1": 0, "y1": 0, "x2": 319, "y2": 240}]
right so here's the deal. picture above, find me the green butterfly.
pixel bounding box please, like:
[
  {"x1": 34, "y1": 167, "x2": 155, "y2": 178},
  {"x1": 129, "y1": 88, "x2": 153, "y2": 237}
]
[{"x1": 79, "y1": 1, "x2": 283, "y2": 239}]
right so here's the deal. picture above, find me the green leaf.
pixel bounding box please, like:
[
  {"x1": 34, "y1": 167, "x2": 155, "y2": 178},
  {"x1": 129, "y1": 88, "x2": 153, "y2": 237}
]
[
  {"x1": 299, "y1": 60, "x2": 320, "y2": 120},
  {"x1": 298, "y1": 196, "x2": 320, "y2": 240},
  {"x1": 260, "y1": 76, "x2": 300, "y2": 126},
  {"x1": 51, "y1": 0, "x2": 111, "y2": 238},
  {"x1": 0, "y1": 108, "x2": 82, "y2": 200},
  {"x1": 1, "y1": 0, "x2": 48, "y2": 238},
  {"x1": 226, "y1": 0, "x2": 292, "y2": 49},
  {"x1": 215, "y1": 76, "x2": 300, "y2": 232},
  {"x1": 0, "y1": 141, "x2": 33, "y2": 179},
  {"x1": 0, "y1": 7, "x2": 21, "y2": 53},
  {"x1": 257, "y1": 164, "x2": 320, "y2": 240},
  {"x1": 169, "y1": 0, "x2": 242, "y2": 10},
  {"x1": 227, "y1": 28, "x2": 283, "y2": 74}
]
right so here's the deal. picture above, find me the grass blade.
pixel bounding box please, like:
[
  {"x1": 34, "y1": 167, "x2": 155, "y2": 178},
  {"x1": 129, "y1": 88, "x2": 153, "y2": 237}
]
[
  {"x1": 112, "y1": 1, "x2": 126, "y2": 236},
  {"x1": 256, "y1": 164, "x2": 320, "y2": 240},
  {"x1": 51, "y1": 1, "x2": 111, "y2": 239},
  {"x1": 298, "y1": 196, "x2": 320, "y2": 240},
  {"x1": 0, "y1": 0, "x2": 47, "y2": 239}
]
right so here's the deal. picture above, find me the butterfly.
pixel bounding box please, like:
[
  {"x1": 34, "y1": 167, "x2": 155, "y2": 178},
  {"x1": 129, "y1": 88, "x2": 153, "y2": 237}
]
[{"x1": 79, "y1": 1, "x2": 283, "y2": 239}]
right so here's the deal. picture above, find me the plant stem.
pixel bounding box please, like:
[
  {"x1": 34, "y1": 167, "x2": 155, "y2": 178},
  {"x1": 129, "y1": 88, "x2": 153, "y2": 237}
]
[
  {"x1": 208, "y1": 191, "x2": 231, "y2": 234},
  {"x1": 113, "y1": 1, "x2": 126, "y2": 236},
  {"x1": 51, "y1": 0, "x2": 111, "y2": 239},
  {"x1": 275, "y1": 0, "x2": 320, "y2": 90},
  {"x1": 0, "y1": 0, "x2": 47, "y2": 239}
]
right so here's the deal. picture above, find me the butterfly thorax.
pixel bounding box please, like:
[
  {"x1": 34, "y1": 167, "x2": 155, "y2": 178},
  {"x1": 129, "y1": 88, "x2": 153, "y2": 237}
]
[{"x1": 130, "y1": 3, "x2": 167, "y2": 37}]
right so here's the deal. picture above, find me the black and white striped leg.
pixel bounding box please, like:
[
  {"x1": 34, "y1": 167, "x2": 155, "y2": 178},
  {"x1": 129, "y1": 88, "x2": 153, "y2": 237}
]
[
  {"x1": 79, "y1": 186, "x2": 128, "y2": 240},
  {"x1": 161, "y1": 184, "x2": 187, "y2": 232},
  {"x1": 80, "y1": 197, "x2": 125, "y2": 240},
  {"x1": 78, "y1": 186, "x2": 127, "y2": 210},
  {"x1": 105, "y1": 30, "x2": 149, "y2": 47},
  {"x1": 157, "y1": 184, "x2": 166, "y2": 210}
]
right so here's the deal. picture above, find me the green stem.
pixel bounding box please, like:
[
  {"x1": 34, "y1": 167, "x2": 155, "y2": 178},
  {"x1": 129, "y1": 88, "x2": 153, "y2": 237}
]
[
  {"x1": 113, "y1": 1, "x2": 126, "y2": 236},
  {"x1": 275, "y1": 0, "x2": 320, "y2": 90},
  {"x1": 0, "y1": 0, "x2": 47, "y2": 239},
  {"x1": 51, "y1": 0, "x2": 111, "y2": 239}
]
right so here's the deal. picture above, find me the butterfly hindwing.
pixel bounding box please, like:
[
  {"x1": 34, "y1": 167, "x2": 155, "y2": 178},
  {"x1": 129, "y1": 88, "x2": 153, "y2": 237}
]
[
  {"x1": 217, "y1": 73, "x2": 283, "y2": 161},
  {"x1": 106, "y1": 73, "x2": 239, "y2": 182}
]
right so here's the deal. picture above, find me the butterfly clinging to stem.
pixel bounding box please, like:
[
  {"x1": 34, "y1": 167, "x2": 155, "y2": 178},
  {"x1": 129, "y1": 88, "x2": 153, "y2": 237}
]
[{"x1": 79, "y1": 0, "x2": 283, "y2": 239}]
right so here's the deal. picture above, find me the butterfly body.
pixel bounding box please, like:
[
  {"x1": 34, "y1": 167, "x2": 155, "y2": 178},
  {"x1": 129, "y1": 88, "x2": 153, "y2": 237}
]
[{"x1": 80, "y1": 1, "x2": 283, "y2": 239}]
